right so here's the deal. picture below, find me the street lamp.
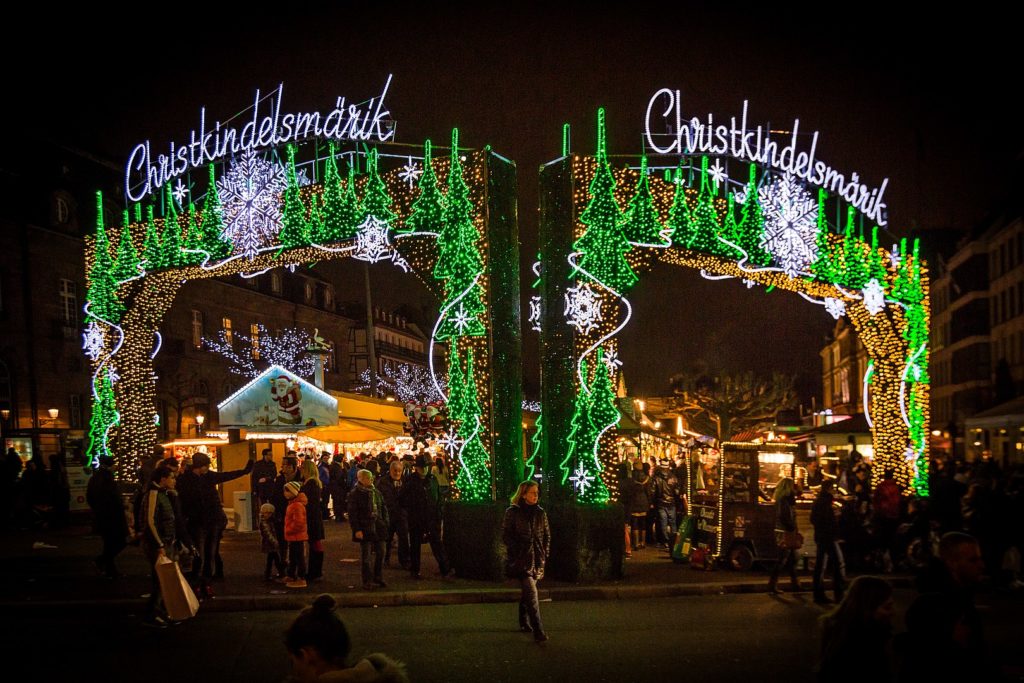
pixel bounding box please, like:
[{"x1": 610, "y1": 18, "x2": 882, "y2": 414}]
[
  {"x1": 195, "y1": 414, "x2": 205, "y2": 435},
  {"x1": 41, "y1": 408, "x2": 60, "y2": 427}
]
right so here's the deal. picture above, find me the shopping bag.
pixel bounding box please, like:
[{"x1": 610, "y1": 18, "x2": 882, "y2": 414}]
[
  {"x1": 672, "y1": 514, "x2": 694, "y2": 563},
  {"x1": 156, "y1": 555, "x2": 200, "y2": 621}
]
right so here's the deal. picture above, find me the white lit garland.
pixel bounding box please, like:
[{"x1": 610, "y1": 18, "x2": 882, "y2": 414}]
[{"x1": 202, "y1": 325, "x2": 316, "y2": 379}]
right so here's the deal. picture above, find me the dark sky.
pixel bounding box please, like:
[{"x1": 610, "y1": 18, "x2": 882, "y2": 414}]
[{"x1": 11, "y1": 5, "x2": 1019, "y2": 402}]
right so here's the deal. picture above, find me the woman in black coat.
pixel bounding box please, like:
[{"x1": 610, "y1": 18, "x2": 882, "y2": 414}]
[
  {"x1": 502, "y1": 480, "x2": 551, "y2": 643},
  {"x1": 299, "y1": 460, "x2": 325, "y2": 581}
]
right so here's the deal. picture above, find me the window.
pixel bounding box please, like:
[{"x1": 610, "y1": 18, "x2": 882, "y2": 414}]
[
  {"x1": 222, "y1": 318, "x2": 233, "y2": 345},
  {"x1": 327, "y1": 341, "x2": 336, "y2": 373},
  {"x1": 271, "y1": 272, "x2": 283, "y2": 294},
  {"x1": 69, "y1": 394, "x2": 82, "y2": 429},
  {"x1": 192, "y1": 310, "x2": 204, "y2": 349},
  {"x1": 323, "y1": 286, "x2": 334, "y2": 310},
  {"x1": 55, "y1": 196, "x2": 70, "y2": 225},
  {"x1": 251, "y1": 323, "x2": 261, "y2": 360},
  {"x1": 838, "y1": 367, "x2": 850, "y2": 405},
  {"x1": 304, "y1": 281, "x2": 314, "y2": 303},
  {"x1": 59, "y1": 279, "x2": 77, "y2": 326}
]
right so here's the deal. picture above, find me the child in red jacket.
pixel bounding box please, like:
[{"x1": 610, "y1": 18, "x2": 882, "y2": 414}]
[{"x1": 283, "y1": 481, "x2": 308, "y2": 588}]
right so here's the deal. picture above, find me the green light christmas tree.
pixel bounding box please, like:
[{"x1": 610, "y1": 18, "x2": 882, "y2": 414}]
[
  {"x1": 200, "y1": 164, "x2": 233, "y2": 258},
  {"x1": 667, "y1": 166, "x2": 691, "y2": 248},
  {"x1": 686, "y1": 156, "x2": 726, "y2": 256},
  {"x1": 87, "y1": 192, "x2": 124, "y2": 323},
  {"x1": 85, "y1": 368, "x2": 118, "y2": 466},
  {"x1": 811, "y1": 189, "x2": 836, "y2": 281},
  {"x1": 278, "y1": 145, "x2": 310, "y2": 249},
  {"x1": 451, "y1": 348, "x2": 491, "y2": 503},
  {"x1": 319, "y1": 142, "x2": 354, "y2": 242},
  {"x1": 573, "y1": 108, "x2": 637, "y2": 294},
  {"x1": 620, "y1": 154, "x2": 667, "y2": 246},
  {"x1": 736, "y1": 164, "x2": 771, "y2": 266},
  {"x1": 404, "y1": 139, "x2": 445, "y2": 235},
  {"x1": 360, "y1": 148, "x2": 397, "y2": 225},
  {"x1": 142, "y1": 205, "x2": 163, "y2": 270},
  {"x1": 160, "y1": 184, "x2": 184, "y2": 268},
  {"x1": 580, "y1": 349, "x2": 616, "y2": 504},
  {"x1": 560, "y1": 362, "x2": 595, "y2": 489},
  {"x1": 111, "y1": 210, "x2": 140, "y2": 282}
]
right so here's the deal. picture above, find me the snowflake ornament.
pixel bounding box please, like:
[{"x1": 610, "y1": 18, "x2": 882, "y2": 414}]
[
  {"x1": 889, "y1": 243, "x2": 902, "y2": 270},
  {"x1": 564, "y1": 283, "x2": 603, "y2": 335},
  {"x1": 824, "y1": 297, "x2": 847, "y2": 320},
  {"x1": 708, "y1": 159, "x2": 727, "y2": 188},
  {"x1": 436, "y1": 426, "x2": 465, "y2": 458},
  {"x1": 529, "y1": 295, "x2": 542, "y2": 332},
  {"x1": 353, "y1": 216, "x2": 394, "y2": 263},
  {"x1": 602, "y1": 346, "x2": 622, "y2": 370},
  {"x1": 450, "y1": 304, "x2": 475, "y2": 335},
  {"x1": 569, "y1": 462, "x2": 596, "y2": 496},
  {"x1": 217, "y1": 151, "x2": 289, "y2": 259},
  {"x1": 172, "y1": 178, "x2": 189, "y2": 207},
  {"x1": 758, "y1": 172, "x2": 819, "y2": 277},
  {"x1": 862, "y1": 279, "x2": 886, "y2": 315},
  {"x1": 398, "y1": 157, "x2": 422, "y2": 189},
  {"x1": 742, "y1": 278, "x2": 757, "y2": 289},
  {"x1": 82, "y1": 322, "x2": 105, "y2": 361},
  {"x1": 107, "y1": 367, "x2": 120, "y2": 384}
]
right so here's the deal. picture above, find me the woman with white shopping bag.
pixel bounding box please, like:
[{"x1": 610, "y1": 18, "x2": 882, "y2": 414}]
[{"x1": 141, "y1": 465, "x2": 198, "y2": 628}]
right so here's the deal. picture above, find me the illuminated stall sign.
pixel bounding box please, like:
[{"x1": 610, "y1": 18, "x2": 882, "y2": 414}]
[{"x1": 218, "y1": 365, "x2": 339, "y2": 428}]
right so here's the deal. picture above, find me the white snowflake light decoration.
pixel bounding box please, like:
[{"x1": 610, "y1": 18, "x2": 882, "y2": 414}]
[
  {"x1": 82, "y1": 322, "x2": 105, "y2": 361},
  {"x1": 217, "y1": 151, "x2": 289, "y2": 259},
  {"x1": 450, "y1": 304, "x2": 474, "y2": 335},
  {"x1": 436, "y1": 426, "x2": 465, "y2": 458},
  {"x1": 352, "y1": 216, "x2": 409, "y2": 270},
  {"x1": 708, "y1": 159, "x2": 727, "y2": 188},
  {"x1": 758, "y1": 172, "x2": 819, "y2": 278},
  {"x1": 529, "y1": 295, "x2": 542, "y2": 332},
  {"x1": 824, "y1": 297, "x2": 847, "y2": 320},
  {"x1": 602, "y1": 346, "x2": 622, "y2": 370},
  {"x1": 107, "y1": 367, "x2": 120, "y2": 384},
  {"x1": 889, "y1": 243, "x2": 902, "y2": 269},
  {"x1": 742, "y1": 278, "x2": 757, "y2": 289},
  {"x1": 862, "y1": 279, "x2": 886, "y2": 315},
  {"x1": 398, "y1": 157, "x2": 422, "y2": 189},
  {"x1": 734, "y1": 187, "x2": 748, "y2": 205},
  {"x1": 172, "y1": 178, "x2": 189, "y2": 206},
  {"x1": 564, "y1": 283, "x2": 603, "y2": 334},
  {"x1": 569, "y1": 462, "x2": 596, "y2": 495}
]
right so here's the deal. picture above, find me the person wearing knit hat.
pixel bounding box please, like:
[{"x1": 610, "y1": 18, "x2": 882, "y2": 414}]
[
  {"x1": 285, "y1": 481, "x2": 302, "y2": 497},
  {"x1": 259, "y1": 502, "x2": 285, "y2": 581},
  {"x1": 283, "y1": 482, "x2": 309, "y2": 588}
]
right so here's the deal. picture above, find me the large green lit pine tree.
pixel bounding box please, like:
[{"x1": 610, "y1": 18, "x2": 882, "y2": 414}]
[
  {"x1": 111, "y1": 210, "x2": 140, "y2": 282},
  {"x1": 452, "y1": 348, "x2": 491, "y2": 502},
  {"x1": 85, "y1": 368, "x2": 118, "y2": 466},
  {"x1": 811, "y1": 189, "x2": 837, "y2": 281},
  {"x1": 278, "y1": 145, "x2": 310, "y2": 249},
  {"x1": 142, "y1": 205, "x2": 163, "y2": 270},
  {"x1": 580, "y1": 349, "x2": 617, "y2": 504},
  {"x1": 573, "y1": 108, "x2": 637, "y2": 294},
  {"x1": 620, "y1": 154, "x2": 667, "y2": 246},
  {"x1": 736, "y1": 164, "x2": 771, "y2": 266},
  {"x1": 360, "y1": 148, "x2": 397, "y2": 225},
  {"x1": 200, "y1": 164, "x2": 233, "y2": 258},
  {"x1": 404, "y1": 139, "x2": 445, "y2": 235},
  {"x1": 87, "y1": 192, "x2": 124, "y2": 323},
  {"x1": 667, "y1": 166, "x2": 691, "y2": 248},
  {"x1": 319, "y1": 142, "x2": 357, "y2": 242},
  {"x1": 560, "y1": 363, "x2": 595, "y2": 489},
  {"x1": 686, "y1": 156, "x2": 726, "y2": 256}
]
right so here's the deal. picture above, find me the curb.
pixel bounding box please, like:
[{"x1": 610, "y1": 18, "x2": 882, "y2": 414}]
[{"x1": 0, "y1": 577, "x2": 914, "y2": 615}]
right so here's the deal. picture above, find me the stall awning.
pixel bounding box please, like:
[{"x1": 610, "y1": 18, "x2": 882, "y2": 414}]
[{"x1": 302, "y1": 417, "x2": 408, "y2": 443}]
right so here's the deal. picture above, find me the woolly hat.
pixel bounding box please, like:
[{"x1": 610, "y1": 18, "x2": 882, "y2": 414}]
[
  {"x1": 285, "y1": 481, "x2": 302, "y2": 497},
  {"x1": 260, "y1": 503, "x2": 275, "y2": 515}
]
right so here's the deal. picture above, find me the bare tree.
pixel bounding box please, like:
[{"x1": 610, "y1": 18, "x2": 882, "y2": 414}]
[{"x1": 668, "y1": 370, "x2": 796, "y2": 443}]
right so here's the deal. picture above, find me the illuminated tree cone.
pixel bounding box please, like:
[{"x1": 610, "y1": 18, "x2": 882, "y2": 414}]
[
  {"x1": 278, "y1": 145, "x2": 310, "y2": 249},
  {"x1": 182, "y1": 203, "x2": 205, "y2": 266},
  {"x1": 160, "y1": 184, "x2": 185, "y2": 268},
  {"x1": 720, "y1": 194, "x2": 742, "y2": 260},
  {"x1": 360, "y1": 148, "x2": 397, "y2": 224},
  {"x1": 621, "y1": 155, "x2": 668, "y2": 246},
  {"x1": 736, "y1": 164, "x2": 771, "y2": 266},
  {"x1": 200, "y1": 164, "x2": 233, "y2": 258},
  {"x1": 87, "y1": 192, "x2": 124, "y2": 323},
  {"x1": 112, "y1": 210, "x2": 141, "y2": 282},
  {"x1": 403, "y1": 139, "x2": 445, "y2": 235},
  {"x1": 667, "y1": 167, "x2": 692, "y2": 248},
  {"x1": 435, "y1": 130, "x2": 487, "y2": 340},
  {"x1": 319, "y1": 142, "x2": 359, "y2": 242},
  {"x1": 142, "y1": 205, "x2": 163, "y2": 270},
  {"x1": 526, "y1": 411, "x2": 543, "y2": 481},
  {"x1": 584, "y1": 349, "x2": 617, "y2": 504},
  {"x1": 686, "y1": 156, "x2": 728, "y2": 257},
  {"x1": 85, "y1": 369, "x2": 118, "y2": 465},
  {"x1": 810, "y1": 188, "x2": 837, "y2": 281},
  {"x1": 450, "y1": 348, "x2": 491, "y2": 503},
  {"x1": 574, "y1": 108, "x2": 637, "y2": 294},
  {"x1": 839, "y1": 207, "x2": 870, "y2": 289}
]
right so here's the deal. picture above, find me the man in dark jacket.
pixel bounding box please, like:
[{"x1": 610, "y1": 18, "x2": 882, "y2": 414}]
[
  {"x1": 652, "y1": 461, "x2": 681, "y2": 548},
  {"x1": 348, "y1": 469, "x2": 388, "y2": 589},
  {"x1": 87, "y1": 455, "x2": 128, "y2": 578},
  {"x1": 620, "y1": 462, "x2": 652, "y2": 552},
  {"x1": 377, "y1": 460, "x2": 409, "y2": 569},
  {"x1": 400, "y1": 454, "x2": 450, "y2": 579},
  {"x1": 328, "y1": 454, "x2": 347, "y2": 523},
  {"x1": 811, "y1": 479, "x2": 844, "y2": 603},
  {"x1": 251, "y1": 448, "x2": 278, "y2": 507},
  {"x1": 176, "y1": 451, "x2": 252, "y2": 588}
]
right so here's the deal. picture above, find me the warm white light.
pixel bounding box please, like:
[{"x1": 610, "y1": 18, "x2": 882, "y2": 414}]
[
  {"x1": 195, "y1": 414, "x2": 205, "y2": 426},
  {"x1": 47, "y1": 408, "x2": 59, "y2": 420},
  {"x1": 931, "y1": 430, "x2": 942, "y2": 437}
]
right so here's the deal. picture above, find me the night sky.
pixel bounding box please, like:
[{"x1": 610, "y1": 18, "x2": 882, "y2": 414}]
[{"x1": 10, "y1": 5, "x2": 1018, "y2": 403}]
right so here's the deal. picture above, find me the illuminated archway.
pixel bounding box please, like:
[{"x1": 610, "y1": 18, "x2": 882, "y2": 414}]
[
  {"x1": 536, "y1": 109, "x2": 929, "y2": 505},
  {"x1": 84, "y1": 127, "x2": 524, "y2": 502}
]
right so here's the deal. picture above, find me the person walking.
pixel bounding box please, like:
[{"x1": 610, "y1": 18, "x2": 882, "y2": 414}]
[
  {"x1": 283, "y1": 481, "x2": 309, "y2": 588},
  {"x1": 328, "y1": 454, "x2": 347, "y2": 522},
  {"x1": 817, "y1": 575, "x2": 895, "y2": 682},
  {"x1": 299, "y1": 459, "x2": 326, "y2": 582},
  {"x1": 502, "y1": 480, "x2": 551, "y2": 643},
  {"x1": 768, "y1": 476, "x2": 802, "y2": 594},
  {"x1": 86, "y1": 455, "x2": 128, "y2": 579},
  {"x1": 139, "y1": 465, "x2": 178, "y2": 628},
  {"x1": 652, "y1": 460, "x2": 681, "y2": 549},
  {"x1": 620, "y1": 460, "x2": 652, "y2": 554},
  {"x1": 317, "y1": 452, "x2": 332, "y2": 520},
  {"x1": 377, "y1": 460, "x2": 409, "y2": 569},
  {"x1": 811, "y1": 479, "x2": 845, "y2": 603},
  {"x1": 400, "y1": 454, "x2": 450, "y2": 580},
  {"x1": 348, "y1": 469, "x2": 388, "y2": 590}
]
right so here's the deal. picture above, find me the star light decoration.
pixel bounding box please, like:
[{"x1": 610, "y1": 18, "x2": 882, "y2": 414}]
[
  {"x1": 707, "y1": 159, "x2": 727, "y2": 187},
  {"x1": 436, "y1": 426, "x2": 465, "y2": 458},
  {"x1": 352, "y1": 216, "x2": 410, "y2": 271},
  {"x1": 564, "y1": 283, "x2": 603, "y2": 334},
  {"x1": 216, "y1": 150, "x2": 289, "y2": 259},
  {"x1": 602, "y1": 346, "x2": 622, "y2": 370},
  {"x1": 824, "y1": 297, "x2": 847, "y2": 320},
  {"x1": 172, "y1": 178, "x2": 189, "y2": 206},
  {"x1": 450, "y1": 304, "x2": 475, "y2": 335},
  {"x1": 569, "y1": 462, "x2": 596, "y2": 495},
  {"x1": 529, "y1": 295, "x2": 542, "y2": 332},
  {"x1": 758, "y1": 171, "x2": 819, "y2": 278},
  {"x1": 398, "y1": 157, "x2": 422, "y2": 189},
  {"x1": 82, "y1": 322, "x2": 105, "y2": 361},
  {"x1": 862, "y1": 279, "x2": 886, "y2": 315},
  {"x1": 889, "y1": 243, "x2": 902, "y2": 269}
]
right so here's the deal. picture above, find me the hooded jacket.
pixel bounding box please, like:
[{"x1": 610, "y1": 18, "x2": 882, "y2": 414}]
[{"x1": 284, "y1": 492, "x2": 309, "y2": 542}]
